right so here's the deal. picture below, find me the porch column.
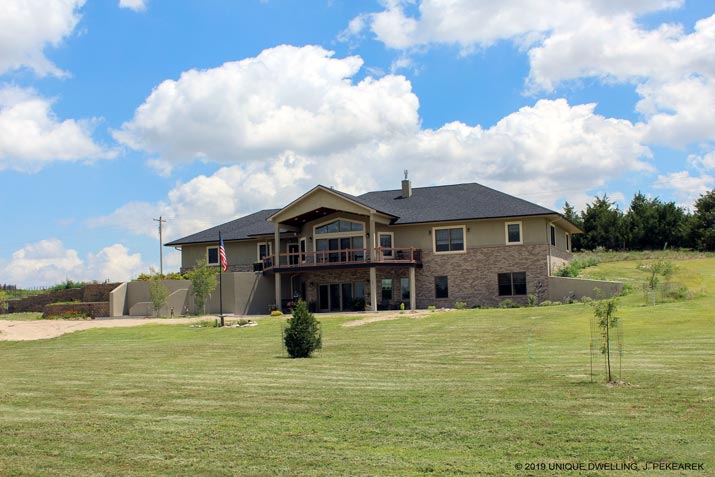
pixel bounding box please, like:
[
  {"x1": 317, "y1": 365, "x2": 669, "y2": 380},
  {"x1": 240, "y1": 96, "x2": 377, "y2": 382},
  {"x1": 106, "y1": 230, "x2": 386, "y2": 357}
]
[
  {"x1": 409, "y1": 266, "x2": 416, "y2": 311},
  {"x1": 370, "y1": 267, "x2": 377, "y2": 312},
  {"x1": 369, "y1": 213, "x2": 377, "y2": 261},
  {"x1": 274, "y1": 222, "x2": 281, "y2": 309}
]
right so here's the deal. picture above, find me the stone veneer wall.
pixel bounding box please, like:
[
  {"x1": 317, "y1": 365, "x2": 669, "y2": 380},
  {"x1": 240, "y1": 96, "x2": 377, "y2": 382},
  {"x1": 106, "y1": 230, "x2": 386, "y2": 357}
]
[
  {"x1": 4, "y1": 284, "x2": 119, "y2": 314},
  {"x1": 549, "y1": 246, "x2": 573, "y2": 275},
  {"x1": 301, "y1": 267, "x2": 411, "y2": 309},
  {"x1": 43, "y1": 302, "x2": 110, "y2": 319},
  {"x1": 416, "y1": 244, "x2": 550, "y2": 308},
  {"x1": 295, "y1": 243, "x2": 553, "y2": 309}
]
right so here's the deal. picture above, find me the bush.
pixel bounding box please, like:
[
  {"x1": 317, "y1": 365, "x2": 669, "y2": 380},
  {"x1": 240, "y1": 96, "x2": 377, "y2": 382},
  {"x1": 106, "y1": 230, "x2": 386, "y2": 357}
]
[
  {"x1": 270, "y1": 310, "x2": 283, "y2": 317},
  {"x1": 427, "y1": 305, "x2": 436, "y2": 312},
  {"x1": 352, "y1": 298, "x2": 366, "y2": 311},
  {"x1": 539, "y1": 300, "x2": 561, "y2": 307},
  {"x1": 454, "y1": 301, "x2": 467, "y2": 309},
  {"x1": 283, "y1": 300, "x2": 322, "y2": 358},
  {"x1": 527, "y1": 294, "x2": 538, "y2": 306},
  {"x1": 399, "y1": 302, "x2": 405, "y2": 314},
  {"x1": 499, "y1": 299, "x2": 520, "y2": 308}
]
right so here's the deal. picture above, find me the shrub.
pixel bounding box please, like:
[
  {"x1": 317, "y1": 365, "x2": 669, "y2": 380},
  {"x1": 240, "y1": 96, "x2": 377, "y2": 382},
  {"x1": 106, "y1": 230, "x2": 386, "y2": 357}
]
[
  {"x1": 499, "y1": 299, "x2": 520, "y2": 308},
  {"x1": 539, "y1": 300, "x2": 561, "y2": 307},
  {"x1": 427, "y1": 305, "x2": 436, "y2": 312},
  {"x1": 400, "y1": 302, "x2": 405, "y2": 314},
  {"x1": 454, "y1": 301, "x2": 467, "y2": 309},
  {"x1": 270, "y1": 310, "x2": 283, "y2": 317},
  {"x1": 527, "y1": 294, "x2": 538, "y2": 307},
  {"x1": 352, "y1": 298, "x2": 366, "y2": 311},
  {"x1": 283, "y1": 300, "x2": 322, "y2": 358}
]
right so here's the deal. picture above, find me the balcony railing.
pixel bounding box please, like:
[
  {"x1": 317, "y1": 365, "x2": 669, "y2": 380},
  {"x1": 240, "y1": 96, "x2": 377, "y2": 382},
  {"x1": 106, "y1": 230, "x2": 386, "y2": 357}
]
[{"x1": 262, "y1": 247, "x2": 422, "y2": 271}]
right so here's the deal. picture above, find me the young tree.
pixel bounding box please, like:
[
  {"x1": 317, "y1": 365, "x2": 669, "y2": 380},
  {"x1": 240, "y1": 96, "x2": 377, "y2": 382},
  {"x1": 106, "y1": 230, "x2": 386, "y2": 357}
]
[
  {"x1": 149, "y1": 274, "x2": 169, "y2": 317},
  {"x1": 593, "y1": 297, "x2": 619, "y2": 382},
  {"x1": 283, "y1": 300, "x2": 322, "y2": 358},
  {"x1": 187, "y1": 260, "x2": 217, "y2": 315},
  {"x1": 639, "y1": 260, "x2": 675, "y2": 306}
]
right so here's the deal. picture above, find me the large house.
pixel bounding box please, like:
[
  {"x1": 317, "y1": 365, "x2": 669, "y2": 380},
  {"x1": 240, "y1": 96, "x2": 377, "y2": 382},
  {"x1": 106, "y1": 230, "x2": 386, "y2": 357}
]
[{"x1": 165, "y1": 178, "x2": 583, "y2": 314}]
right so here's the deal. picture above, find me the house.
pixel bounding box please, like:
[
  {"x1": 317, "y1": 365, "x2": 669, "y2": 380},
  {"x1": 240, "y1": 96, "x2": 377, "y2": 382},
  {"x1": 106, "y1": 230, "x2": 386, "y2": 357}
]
[{"x1": 164, "y1": 177, "x2": 585, "y2": 314}]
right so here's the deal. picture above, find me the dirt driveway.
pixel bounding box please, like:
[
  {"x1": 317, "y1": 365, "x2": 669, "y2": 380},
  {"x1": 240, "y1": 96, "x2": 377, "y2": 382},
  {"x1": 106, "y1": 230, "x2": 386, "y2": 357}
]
[{"x1": 0, "y1": 317, "x2": 210, "y2": 341}]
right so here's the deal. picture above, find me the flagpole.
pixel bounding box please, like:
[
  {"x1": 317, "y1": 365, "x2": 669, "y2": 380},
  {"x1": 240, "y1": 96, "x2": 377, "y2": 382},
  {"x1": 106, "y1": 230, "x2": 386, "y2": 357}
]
[{"x1": 219, "y1": 231, "x2": 224, "y2": 327}]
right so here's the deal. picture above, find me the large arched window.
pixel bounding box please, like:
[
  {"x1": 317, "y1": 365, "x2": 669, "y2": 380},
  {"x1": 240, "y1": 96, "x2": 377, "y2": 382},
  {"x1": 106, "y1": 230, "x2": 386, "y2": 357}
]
[{"x1": 313, "y1": 218, "x2": 365, "y2": 263}]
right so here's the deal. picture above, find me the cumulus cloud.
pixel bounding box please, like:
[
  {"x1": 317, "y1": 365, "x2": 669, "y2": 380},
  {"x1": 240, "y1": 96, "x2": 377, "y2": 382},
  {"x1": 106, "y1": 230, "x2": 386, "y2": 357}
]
[
  {"x1": 0, "y1": 239, "x2": 145, "y2": 287},
  {"x1": 119, "y1": 0, "x2": 146, "y2": 12},
  {"x1": 653, "y1": 171, "x2": 714, "y2": 207},
  {"x1": 0, "y1": 86, "x2": 114, "y2": 173},
  {"x1": 114, "y1": 45, "x2": 419, "y2": 164},
  {"x1": 347, "y1": 1, "x2": 715, "y2": 148},
  {"x1": 98, "y1": 94, "x2": 650, "y2": 240},
  {"x1": 0, "y1": 0, "x2": 85, "y2": 76}
]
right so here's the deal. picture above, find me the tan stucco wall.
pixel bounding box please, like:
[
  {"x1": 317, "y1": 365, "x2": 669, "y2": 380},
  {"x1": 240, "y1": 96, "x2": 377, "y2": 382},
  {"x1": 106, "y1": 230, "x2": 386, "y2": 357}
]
[{"x1": 180, "y1": 240, "x2": 261, "y2": 270}]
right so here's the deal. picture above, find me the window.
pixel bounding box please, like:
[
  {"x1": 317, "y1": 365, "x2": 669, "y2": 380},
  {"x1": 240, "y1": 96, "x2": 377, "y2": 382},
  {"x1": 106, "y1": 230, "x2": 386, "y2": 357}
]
[
  {"x1": 315, "y1": 219, "x2": 363, "y2": 234},
  {"x1": 498, "y1": 272, "x2": 527, "y2": 296},
  {"x1": 206, "y1": 246, "x2": 219, "y2": 266},
  {"x1": 379, "y1": 232, "x2": 394, "y2": 257},
  {"x1": 381, "y1": 279, "x2": 393, "y2": 301},
  {"x1": 505, "y1": 221, "x2": 522, "y2": 245},
  {"x1": 257, "y1": 242, "x2": 272, "y2": 261},
  {"x1": 565, "y1": 233, "x2": 570, "y2": 252},
  {"x1": 299, "y1": 237, "x2": 307, "y2": 262},
  {"x1": 400, "y1": 277, "x2": 410, "y2": 300},
  {"x1": 435, "y1": 276, "x2": 449, "y2": 298},
  {"x1": 550, "y1": 224, "x2": 556, "y2": 246},
  {"x1": 433, "y1": 226, "x2": 465, "y2": 253}
]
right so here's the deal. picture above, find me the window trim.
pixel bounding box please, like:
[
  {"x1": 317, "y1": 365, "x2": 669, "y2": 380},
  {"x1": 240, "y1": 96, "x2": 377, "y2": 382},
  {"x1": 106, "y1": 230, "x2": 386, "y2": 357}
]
[
  {"x1": 432, "y1": 225, "x2": 467, "y2": 255},
  {"x1": 505, "y1": 221, "x2": 523, "y2": 245},
  {"x1": 378, "y1": 232, "x2": 394, "y2": 258},
  {"x1": 206, "y1": 245, "x2": 219, "y2": 266},
  {"x1": 299, "y1": 237, "x2": 307, "y2": 263},
  {"x1": 256, "y1": 242, "x2": 272, "y2": 262}
]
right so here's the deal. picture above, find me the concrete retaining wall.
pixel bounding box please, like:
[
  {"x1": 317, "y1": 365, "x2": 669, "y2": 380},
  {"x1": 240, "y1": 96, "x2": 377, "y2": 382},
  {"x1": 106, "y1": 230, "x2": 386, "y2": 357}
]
[
  {"x1": 548, "y1": 276, "x2": 623, "y2": 302},
  {"x1": 109, "y1": 272, "x2": 274, "y2": 316}
]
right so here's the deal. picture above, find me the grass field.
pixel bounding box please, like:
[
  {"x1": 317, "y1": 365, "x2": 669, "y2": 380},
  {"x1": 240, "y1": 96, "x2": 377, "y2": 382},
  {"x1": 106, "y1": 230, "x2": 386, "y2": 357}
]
[{"x1": 1, "y1": 256, "x2": 714, "y2": 476}]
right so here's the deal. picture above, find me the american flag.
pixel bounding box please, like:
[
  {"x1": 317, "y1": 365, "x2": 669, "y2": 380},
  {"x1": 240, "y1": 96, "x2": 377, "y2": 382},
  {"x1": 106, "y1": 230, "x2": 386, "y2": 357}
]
[{"x1": 219, "y1": 236, "x2": 228, "y2": 272}]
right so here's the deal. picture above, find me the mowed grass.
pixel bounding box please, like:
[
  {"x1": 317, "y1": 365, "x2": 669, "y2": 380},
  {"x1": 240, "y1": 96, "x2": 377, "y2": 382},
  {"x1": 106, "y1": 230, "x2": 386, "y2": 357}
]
[{"x1": 1, "y1": 259, "x2": 714, "y2": 476}]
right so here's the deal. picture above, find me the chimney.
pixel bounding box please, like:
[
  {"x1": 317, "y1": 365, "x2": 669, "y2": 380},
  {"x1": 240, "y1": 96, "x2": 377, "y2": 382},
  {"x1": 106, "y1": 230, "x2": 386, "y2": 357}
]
[{"x1": 401, "y1": 170, "x2": 412, "y2": 198}]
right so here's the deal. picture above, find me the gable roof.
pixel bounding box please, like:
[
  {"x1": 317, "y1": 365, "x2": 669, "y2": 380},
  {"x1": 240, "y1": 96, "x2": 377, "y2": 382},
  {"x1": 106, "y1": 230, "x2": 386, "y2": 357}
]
[
  {"x1": 165, "y1": 209, "x2": 280, "y2": 246},
  {"x1": 356, "y1": 182, "x2": 557, "y2": 224}
]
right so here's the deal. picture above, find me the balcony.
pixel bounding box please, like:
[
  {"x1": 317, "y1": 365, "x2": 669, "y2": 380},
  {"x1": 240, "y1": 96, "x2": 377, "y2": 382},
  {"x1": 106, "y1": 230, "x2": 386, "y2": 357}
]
[{"x1": 262, "y1": 247, "x2": 422, "y2": 273}]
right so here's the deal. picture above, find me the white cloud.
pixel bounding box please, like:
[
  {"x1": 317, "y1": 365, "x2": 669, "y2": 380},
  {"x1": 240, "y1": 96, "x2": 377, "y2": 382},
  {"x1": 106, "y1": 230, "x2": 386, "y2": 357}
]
[
  {"x1": 0, "y1": 86, "x2": 114, "y2": 173},
  {"x1": 0, "y1": 0, "x2": 85, "y2": 76},
  {"x1": 0, "y1": 239, "x2": 146, "y2": 287},
  {"x1": 119, "y1": 0, "x2": 146, "y2": 12},
  {"x1": 114, "y1": 45, "x2": 419, "y2": 165},
  {"x1": 98, "y1": 96, "x2": 650, "y2": 240},
  {"x1": 349, "y1": 0, "x2": 682, "y2": 51},
  {"x1": 688, "y1": 151, "x2": 715, "y2": 171},
  {"x1": 348, "y1": 1, "x2": 715, "y2": 147},
  {"x1": 653, "y1": 171, "x2": 714, "y2": 207}
]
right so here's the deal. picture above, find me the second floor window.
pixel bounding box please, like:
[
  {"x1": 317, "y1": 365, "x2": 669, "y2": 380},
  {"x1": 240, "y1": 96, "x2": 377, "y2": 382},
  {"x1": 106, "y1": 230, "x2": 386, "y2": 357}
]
[
  {"x1": 434, "y1": 226, "x2": 465, "y2": 253},
  {"x1": 506, "y1": 222, "x2": 522, "y2": 244},
  {"x1": 257, "y1": 242, "x2": 272, "y2": 261},
  {"x1": 207, "y1": 246, "x2": 219, "y2": 266}
]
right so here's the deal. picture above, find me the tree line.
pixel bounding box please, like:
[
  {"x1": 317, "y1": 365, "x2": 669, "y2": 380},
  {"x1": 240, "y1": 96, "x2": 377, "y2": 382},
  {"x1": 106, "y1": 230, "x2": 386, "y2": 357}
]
[{"x1": 564, "y1": 190, "x2": 715, "y2": 251}]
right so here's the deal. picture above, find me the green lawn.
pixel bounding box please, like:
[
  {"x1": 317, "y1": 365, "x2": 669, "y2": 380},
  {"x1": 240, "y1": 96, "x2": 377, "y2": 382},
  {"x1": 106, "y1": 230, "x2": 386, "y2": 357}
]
[
  {"x1": 0, "y1": 312, "x2": 42, "y2": 321},
  {"x1": 1, "y1": 257, "x2": 714, "y2": 476}
]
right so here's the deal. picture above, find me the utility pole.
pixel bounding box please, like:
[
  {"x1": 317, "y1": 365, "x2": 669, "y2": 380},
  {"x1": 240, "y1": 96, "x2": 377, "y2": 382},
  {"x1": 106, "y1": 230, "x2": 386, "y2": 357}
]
[{"x1": 153, "y1": 216, "x2": 166, "y2": 276}]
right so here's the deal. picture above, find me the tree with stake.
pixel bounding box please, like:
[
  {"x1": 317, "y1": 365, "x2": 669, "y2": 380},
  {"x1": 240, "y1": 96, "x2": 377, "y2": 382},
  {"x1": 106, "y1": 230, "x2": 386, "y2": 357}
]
[
  {"x1": 593, "y1": 297, "x2": 619, "y2": 382},
  {"x1": 639, "y1": 260, "x2": 675, "y2": 306},
  {"x1": 283, "y1": 300, "x2": 322, "y2": 358},
  {"x1": 187, "y1": 259, "x2": 217, "y2": 315}
]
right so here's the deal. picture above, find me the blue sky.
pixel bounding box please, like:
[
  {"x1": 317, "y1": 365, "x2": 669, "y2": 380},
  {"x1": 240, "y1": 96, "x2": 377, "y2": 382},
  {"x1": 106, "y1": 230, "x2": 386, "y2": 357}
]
[{"x1": 1, "y1": 0, "x2": 714, "y2": 286}]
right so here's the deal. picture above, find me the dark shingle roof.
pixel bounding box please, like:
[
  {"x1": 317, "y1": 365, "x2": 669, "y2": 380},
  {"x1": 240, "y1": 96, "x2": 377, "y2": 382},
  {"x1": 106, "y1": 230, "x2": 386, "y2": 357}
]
[
  {"x1": 166, "y1": 183, "x2": 560, "y2": 246},
  {"x1": 165, "y1": 209, "x2": 280, "y2": 246},
  {"x1": 357, "y1": 183, "x2": 556, "y2": 224}
]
